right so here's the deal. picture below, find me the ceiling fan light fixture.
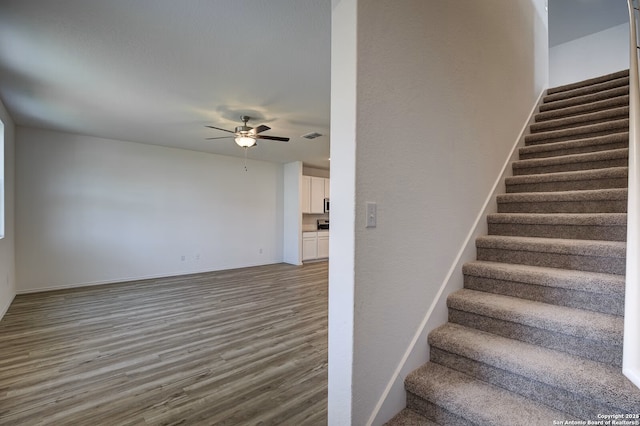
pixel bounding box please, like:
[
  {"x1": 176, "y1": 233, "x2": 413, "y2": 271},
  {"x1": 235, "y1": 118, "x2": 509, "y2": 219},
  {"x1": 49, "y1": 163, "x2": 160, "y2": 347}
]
[
  {"x1": 235, "y1": 136, "x2": 256, "y2": 148},
  {"x1": 206, "y1": 116, "x2": 288, "y2": 149}
]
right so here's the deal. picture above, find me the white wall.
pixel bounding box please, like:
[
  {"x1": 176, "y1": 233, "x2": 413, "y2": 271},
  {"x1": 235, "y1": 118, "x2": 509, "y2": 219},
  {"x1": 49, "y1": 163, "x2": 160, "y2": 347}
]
[
  {"x1": 549, "y1": 23, "x2": 629, "y2": 87},
  {"x1": 329, "y1": 0, "x2": 548, "y2": 424},
  {"x1": 15, "y1": 127, "x2": 284, "y2": 292},
  {"x1": 0, "y1": 99, "x2": 16, "y2": 319}
]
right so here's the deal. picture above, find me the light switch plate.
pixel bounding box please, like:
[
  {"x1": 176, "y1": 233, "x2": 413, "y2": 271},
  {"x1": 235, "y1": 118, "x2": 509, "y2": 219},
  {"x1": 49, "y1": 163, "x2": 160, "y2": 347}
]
[{"x1": 366, "y1": 202, "x2": 377, "y2": 228}]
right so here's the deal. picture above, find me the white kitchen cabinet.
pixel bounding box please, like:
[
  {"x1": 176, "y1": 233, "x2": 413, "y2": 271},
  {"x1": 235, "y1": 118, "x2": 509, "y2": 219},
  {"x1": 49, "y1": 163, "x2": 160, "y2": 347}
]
[
  {"x1": 302, "y1": 175, "x2": 329, "y2": 214},
  {"x1": 302, "y1": 232, "x2": 318, "y2": 261},
  {"x1": 310, "y1": 177, "x2": 325, "y2": 213},
  {"x1": 317, "y1": 231, "x2": 329, "y2": 258},
  {"x1": 302, "y1": 231, "x2": 329, "y2": 261}
]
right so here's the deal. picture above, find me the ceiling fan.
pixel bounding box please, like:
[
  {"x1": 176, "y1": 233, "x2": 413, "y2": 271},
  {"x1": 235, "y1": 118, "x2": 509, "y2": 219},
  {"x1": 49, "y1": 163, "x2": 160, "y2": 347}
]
[{"x1": 205, "y1": 115, "x2": 290, "y2": 148}]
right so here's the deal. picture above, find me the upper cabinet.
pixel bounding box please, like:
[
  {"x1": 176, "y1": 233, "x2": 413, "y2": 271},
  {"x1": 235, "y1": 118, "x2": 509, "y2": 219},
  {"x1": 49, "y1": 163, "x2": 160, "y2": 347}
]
[
  {"x1": 302, "y1": 175, "x2": 329, "y2": 214},
  {"x1": 310, "y1": 177, "x2": 325, "y2": 213}
]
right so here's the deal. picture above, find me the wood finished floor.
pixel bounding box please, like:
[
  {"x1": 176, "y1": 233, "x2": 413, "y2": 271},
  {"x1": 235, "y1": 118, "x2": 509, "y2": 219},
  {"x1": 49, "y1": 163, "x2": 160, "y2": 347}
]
[{"x1": 0, "y1": 262, "x2": 328, "y2": 426}]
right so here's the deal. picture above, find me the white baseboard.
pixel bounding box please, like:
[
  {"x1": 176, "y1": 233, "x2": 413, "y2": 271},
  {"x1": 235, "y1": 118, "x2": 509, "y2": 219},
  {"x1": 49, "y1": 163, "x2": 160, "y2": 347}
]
[
  {"x1": 368, "y1": 89, "x2": 546, "y2": 426},
  {"x1": 16, "y1": 261, "x2": 285, "y2": 294}
]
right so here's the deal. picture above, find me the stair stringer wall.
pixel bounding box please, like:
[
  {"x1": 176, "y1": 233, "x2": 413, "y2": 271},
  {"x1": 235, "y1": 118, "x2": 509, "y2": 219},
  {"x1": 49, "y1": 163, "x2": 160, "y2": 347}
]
[{"x1": 370, "y1": 90, "x2": 547, "y2": 426}]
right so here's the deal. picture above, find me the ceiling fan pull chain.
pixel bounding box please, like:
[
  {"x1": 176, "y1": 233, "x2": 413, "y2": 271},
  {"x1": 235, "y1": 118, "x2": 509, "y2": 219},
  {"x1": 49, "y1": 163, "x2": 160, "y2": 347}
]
[{"x1": 243, "y1": 147, "x2": 249, "y2": 172}]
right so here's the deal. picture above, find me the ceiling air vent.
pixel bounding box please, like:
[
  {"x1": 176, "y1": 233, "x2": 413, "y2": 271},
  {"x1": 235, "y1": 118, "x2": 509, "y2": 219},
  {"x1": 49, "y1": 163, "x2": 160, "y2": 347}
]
[{"x1": 302, "y1": 132, "x2": 323, "y2": 140}]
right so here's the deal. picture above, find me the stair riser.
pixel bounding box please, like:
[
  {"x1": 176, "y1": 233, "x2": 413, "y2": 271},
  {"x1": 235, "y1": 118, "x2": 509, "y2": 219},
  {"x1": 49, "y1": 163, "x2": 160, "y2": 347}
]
[
  {"x1": 543, "y1": 78, "x2": 629, "y2": 104},
  {"x1": 534, "y1": 96, "x2": 629, "y2": 123},
  {"x1": 512, "y1": 157, "x2": 628, "y2": 175},
  {"x1": 428, "y1": 348, "x2": 617, "y2": 420},
  {"x1": 506, "y1": 177, "x2": 627, "y2": 193},
  {"x1": 405, "y1": 393, "x2": 472, "y2": 426},
  {"x1": 447, "y1": 309, "x2": 622, "y2": 367},
  {"x1": 519, "y1": 141, "x2": 628, "y2": 160},
  {"x1": 530, "y1": 111, "x2": 628, "y2": 134},
  {"x1": 463, "y1": 274, "x2": 624, "y2": 316},
  {"x1": 488, "y1": 222, "x2": 626, "y2": 241},
  {"x1": 539, "y1": 87, "x2": 629, "y2": 113},
  {"x1": 497, "y1": 200, "x2": 627, "y2": 214},
  {"x1": 476, "y1": 247, "x2": 625, "y2": 275}
]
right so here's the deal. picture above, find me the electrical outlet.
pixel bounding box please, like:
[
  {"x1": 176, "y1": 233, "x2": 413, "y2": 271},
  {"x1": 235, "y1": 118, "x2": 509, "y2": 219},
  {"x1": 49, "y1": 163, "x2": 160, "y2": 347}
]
[
  {"x1": 180, "y1": 255, "x2": 186, "y2": 261},
  {"x1": 259, "y1": 248, "x2": 263, "y2": 254},
  {"x1": 195, "y1": 253, "x2": 200, "y2": 261}
]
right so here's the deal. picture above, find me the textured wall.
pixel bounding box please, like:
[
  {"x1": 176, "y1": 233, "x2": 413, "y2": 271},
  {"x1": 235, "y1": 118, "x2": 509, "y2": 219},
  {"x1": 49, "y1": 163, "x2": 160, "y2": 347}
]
[{"x1": 329, "y1": 0, "x2": 549, "y2": 424}]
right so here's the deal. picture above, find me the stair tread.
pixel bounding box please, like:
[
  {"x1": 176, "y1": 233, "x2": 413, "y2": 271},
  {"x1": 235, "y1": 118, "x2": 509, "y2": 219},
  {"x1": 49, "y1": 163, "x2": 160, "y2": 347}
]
[
  {"x1": 519, "y1": 132, "x2": 628, "y2": 156},
  {"x1": 463, "y1": 260, "x2": 625, "y2": 295},
  {"x1": 448, "y1": 289, "x2": 622, "y2": 343},
  {"x1": 385, "y1": 408, "x2": 439, "y2": 426},
  {"x1": 530, "y1": 106, "x2": 628, "y2": 133},
  {"x1": 405, "y1": 362, "x2": 575, "y2": 425},
  {"x1": 476, "y1": 234, "x2": 625, "y2": 254},
  {"x1": 547, "y1": 70, "x2": 629, "y2": 95},
  {"x1": 497, "y1": 187, "x2": 627, "y2": 202},
  {"x1": 525, "y1": 119, "x2": 629, "y2": 144},
  {"x1": 543, "y1": 77, "x2": 629, "y2": 104},
  {"x1": 535, "y1": 95, "x2": 629, "y2": 123},
  {"x1": 506, "y1": 166, "x2": 627, "y2": 184},
  {"x1": 428, "y1": 323, "x2": 640, "y2": 412},
  {"x1": 487, "y1": 212, "x2": 627, "y2": 225},
  {"x1": 539, "y1": 86, "x2": 629, "y2": 113},
  {"x1": 514, "y1": 148, "x2": 628, "y2": 168}
]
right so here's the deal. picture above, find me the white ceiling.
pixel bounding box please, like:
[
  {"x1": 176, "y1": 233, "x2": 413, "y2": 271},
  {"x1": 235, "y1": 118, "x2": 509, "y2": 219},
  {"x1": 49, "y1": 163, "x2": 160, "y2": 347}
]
[
  {"x1": 0, "y1": 0, "x2": 630, "y2": 170},
  {"x1": 549, "y1": 0, "x2": 629, "y2": 47},
  {"x1": 0, "y1": 0, "x2": 331, "y2": 169}
]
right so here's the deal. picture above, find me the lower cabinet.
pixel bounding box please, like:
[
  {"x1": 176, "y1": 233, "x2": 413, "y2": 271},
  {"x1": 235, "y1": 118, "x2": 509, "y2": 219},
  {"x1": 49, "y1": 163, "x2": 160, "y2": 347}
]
[
  {"x1": 317, "y1": 231, "x2": 329, "y2": 258},
  {"x1": 302, "y1": 231, "x2": 329, "y2": 261},
  {"x1": 302, "y1": 232, "x2": 318, "y2": 261}
]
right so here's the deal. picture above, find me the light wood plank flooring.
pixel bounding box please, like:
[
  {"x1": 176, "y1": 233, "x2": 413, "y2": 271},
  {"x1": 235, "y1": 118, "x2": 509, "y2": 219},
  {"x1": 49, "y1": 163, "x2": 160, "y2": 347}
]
[{"x1": 0, "y1": 262, "x2": 328, "y2": 425}]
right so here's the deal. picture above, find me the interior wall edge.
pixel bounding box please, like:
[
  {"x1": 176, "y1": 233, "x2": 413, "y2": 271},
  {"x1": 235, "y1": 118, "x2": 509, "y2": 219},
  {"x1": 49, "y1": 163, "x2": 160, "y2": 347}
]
[
  {"x1": 0, "y1": 97, "x2": 16, "y2": 322},
  {"x1": 0, "y1": 293, "x2": 15, "y2": 321}
]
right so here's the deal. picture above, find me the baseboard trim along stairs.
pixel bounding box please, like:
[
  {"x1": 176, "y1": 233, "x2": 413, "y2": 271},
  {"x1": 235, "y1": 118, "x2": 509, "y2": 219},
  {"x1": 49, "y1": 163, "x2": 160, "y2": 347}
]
[{"x1": 386, "y1": 70, "x2": 640, "y2": 425}]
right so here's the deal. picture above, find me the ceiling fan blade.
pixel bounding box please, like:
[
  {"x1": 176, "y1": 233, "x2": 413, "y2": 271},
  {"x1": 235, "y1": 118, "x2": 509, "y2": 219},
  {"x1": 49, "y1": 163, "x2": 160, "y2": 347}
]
[
  {"x1": 206, "y1": 136, "x2": 234, "y2": 140},
  {"x1": 252, "y1": 124, "x2": 271, "y2": 134},
  {"x1": 256, "y1": 135, "x2": 290, "y2": 142},
  {"x1": 205, "y1": 125, "x2": 235, "y2": 133}
]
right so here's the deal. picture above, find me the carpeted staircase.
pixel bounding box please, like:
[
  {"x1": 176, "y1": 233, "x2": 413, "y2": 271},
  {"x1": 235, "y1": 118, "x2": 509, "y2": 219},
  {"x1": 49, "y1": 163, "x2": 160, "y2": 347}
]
[{"x1": 387, "y1": 70, "x2": 640, "y2": 425}]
